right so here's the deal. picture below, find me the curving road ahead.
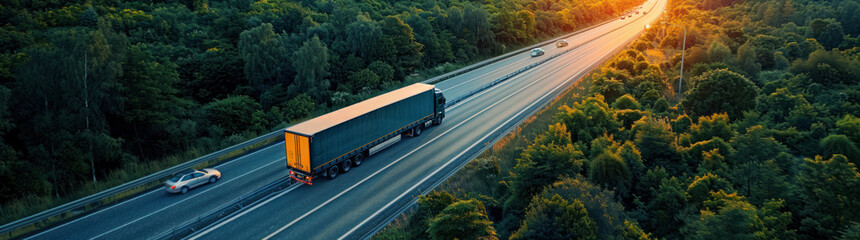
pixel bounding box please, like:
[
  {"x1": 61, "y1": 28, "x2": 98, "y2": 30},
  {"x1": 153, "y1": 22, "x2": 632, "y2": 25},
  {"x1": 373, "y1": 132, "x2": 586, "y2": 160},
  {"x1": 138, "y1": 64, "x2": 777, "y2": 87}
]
[{"x1": 24, "y1": 0, "x2": 665, "y2": 239}]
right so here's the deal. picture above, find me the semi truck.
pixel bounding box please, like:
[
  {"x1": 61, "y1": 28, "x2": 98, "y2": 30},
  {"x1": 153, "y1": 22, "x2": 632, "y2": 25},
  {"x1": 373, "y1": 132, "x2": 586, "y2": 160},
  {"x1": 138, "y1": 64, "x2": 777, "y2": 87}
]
[{"x1": 284, "y1": 83, "x2": 446, "y2": 185}]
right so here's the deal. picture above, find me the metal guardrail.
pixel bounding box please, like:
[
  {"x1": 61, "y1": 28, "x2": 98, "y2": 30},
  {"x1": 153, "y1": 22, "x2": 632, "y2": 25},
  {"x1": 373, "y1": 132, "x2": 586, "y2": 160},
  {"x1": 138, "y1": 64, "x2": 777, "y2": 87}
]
[
  {"x1": 0, "y1": 129, "x2": 285, "y2": 236},
  {"x1": 445, "y1": 7, "x2": 646, "y2": 109},
  {"x1": 421, "y1": 16, "x2": 618, "y2": 85},
  {"x1": 360, "y1": 3, "x2": 662, "y2": 239},
  {"x1": 2, "y1": 5, "x2": 650, "y2": 237},
  {"x1": 154, "y1": 178, "x2": 295, "y2": 240}
]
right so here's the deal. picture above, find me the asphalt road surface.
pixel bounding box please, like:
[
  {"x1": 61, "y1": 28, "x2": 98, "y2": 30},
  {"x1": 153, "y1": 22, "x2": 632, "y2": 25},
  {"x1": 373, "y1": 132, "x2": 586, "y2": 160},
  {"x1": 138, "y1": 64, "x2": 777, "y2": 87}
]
[{"x1": 25, "y1": 0, "x2": 665, "y2": 238}]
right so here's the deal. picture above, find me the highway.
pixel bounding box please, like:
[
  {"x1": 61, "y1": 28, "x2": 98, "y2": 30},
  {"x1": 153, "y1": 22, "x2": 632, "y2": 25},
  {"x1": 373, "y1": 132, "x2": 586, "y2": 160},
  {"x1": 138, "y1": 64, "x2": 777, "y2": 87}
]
[{"x1": 23, "y1": 0, "x2": 665, "y2": 239}]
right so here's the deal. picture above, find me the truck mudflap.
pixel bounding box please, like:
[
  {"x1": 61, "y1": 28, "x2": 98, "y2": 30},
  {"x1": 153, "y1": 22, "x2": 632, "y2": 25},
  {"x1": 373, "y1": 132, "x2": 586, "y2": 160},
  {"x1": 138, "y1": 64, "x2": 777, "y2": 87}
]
[{"x1": 289, "y1": 170, "x2": 313, "y2": 185}]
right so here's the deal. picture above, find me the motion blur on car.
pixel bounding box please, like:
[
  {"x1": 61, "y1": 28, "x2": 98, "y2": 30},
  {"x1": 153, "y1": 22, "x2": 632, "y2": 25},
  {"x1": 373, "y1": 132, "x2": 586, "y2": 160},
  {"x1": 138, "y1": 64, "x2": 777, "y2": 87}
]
[
  {"x1": 530, "y1": 48, "x2": 545, "y2": 57},
  {"x1": 165, "y1": 168, "x2": 222, "y2": 194},
  {"x1": 556, "y1": 39, "x2": 569, "y2": 48}
]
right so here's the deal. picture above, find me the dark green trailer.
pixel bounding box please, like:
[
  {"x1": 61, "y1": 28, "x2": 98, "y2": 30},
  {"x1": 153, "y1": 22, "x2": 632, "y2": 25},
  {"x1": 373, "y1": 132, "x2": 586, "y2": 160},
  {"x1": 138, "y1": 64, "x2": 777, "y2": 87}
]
[{"x1": 285, "y1": 83, "x2": 446, "y2": 185}]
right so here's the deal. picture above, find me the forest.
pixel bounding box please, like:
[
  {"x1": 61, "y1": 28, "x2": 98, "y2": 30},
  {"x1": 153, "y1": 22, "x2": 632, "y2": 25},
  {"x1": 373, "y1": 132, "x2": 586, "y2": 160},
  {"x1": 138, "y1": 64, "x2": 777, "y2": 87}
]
[
  {"x1": 0, "y1": 0, "x2": 645, "y2": 224},
  {"x1": 375, "y1": 0, "x2": 860, "y2": 239}
]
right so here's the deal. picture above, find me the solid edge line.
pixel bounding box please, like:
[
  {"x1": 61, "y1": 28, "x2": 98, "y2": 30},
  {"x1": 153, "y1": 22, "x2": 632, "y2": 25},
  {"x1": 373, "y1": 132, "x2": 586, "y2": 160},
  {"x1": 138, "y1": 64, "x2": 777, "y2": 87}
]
[
  {"x1": 354, "y1": 0, "x2": 664, "y2": 238},
  {"x1": 186, "y1": 183, "x2": 302, "y2": 240},
  {"x1": 263, "y1": 34, "x2": 605, "y2": 240},
  {"x1": 341, "y1": 33, "x2": 616, "y2": 240},
  {"x1": 87, "y1": 158, "x2": 285, "y2": 240},
  {"x1": 24, "y1": 143, "x2": 285, "y2": 240}
]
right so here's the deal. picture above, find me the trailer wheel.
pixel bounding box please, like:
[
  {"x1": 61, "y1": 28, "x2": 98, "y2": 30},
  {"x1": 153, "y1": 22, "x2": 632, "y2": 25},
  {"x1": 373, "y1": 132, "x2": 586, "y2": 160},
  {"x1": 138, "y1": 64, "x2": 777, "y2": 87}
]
[
  {"x1": 327, "y1": 165, "x2": 339, "y2": 179},
  {"x1": 341, "y1": 159, "x2": 353, "y2": 173},
  {"x1": 353, "y1": 153, "x2": 365, "y2": 167},
  {"x1": 433, "y1": 115, "x2": 444, "y2": 125},
  {"x1": 413, "y1": 125, "x2": 423, "y2": 137}
]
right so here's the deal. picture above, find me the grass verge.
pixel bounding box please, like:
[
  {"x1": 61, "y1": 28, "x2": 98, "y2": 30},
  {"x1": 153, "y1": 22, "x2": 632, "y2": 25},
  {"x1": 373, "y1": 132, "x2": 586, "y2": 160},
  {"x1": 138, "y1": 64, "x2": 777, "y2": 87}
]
[{"x1": 372, "y1": 60, "x2": 598, "y2": 239}]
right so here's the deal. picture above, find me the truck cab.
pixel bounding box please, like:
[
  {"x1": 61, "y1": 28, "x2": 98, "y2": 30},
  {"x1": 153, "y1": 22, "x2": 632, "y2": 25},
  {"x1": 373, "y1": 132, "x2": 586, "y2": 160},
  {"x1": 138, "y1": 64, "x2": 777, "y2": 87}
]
[{"x1": 434, "y1": 88, "x2": 446, "y2": 125}]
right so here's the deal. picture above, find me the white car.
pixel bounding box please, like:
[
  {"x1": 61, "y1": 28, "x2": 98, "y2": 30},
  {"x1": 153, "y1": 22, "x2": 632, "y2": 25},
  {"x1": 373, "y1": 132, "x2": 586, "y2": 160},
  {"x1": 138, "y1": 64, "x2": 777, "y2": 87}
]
[{"x1": 165, "y1": 168, "x2": 222, "y2": 194}]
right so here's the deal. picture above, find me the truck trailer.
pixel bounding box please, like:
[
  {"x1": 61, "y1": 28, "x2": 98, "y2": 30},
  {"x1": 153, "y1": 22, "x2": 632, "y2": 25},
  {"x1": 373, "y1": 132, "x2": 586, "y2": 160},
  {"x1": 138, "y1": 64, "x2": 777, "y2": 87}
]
[{"x1": 284, "y1": 83, "x2": 446, "y2": 185}]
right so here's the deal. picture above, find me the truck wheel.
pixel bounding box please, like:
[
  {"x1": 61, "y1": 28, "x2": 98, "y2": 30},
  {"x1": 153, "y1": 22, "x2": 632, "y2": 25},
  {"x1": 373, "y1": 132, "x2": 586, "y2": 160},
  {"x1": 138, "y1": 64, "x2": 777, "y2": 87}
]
[
  {"x1": 433, "y1": 115, "x2": 444, "y2": 125},
  {"x1": 327, "y1": 166, "x2": 339, "y2": 179},
  {"x1": 353, "y1": 153, "x2": 365, "y2": 167},
  {"x1": 413, "y1": 125, "x2": 423, "y2": 137},
  {"x1": 341, "y1": 159, "x2": 353, "y2": 173}
]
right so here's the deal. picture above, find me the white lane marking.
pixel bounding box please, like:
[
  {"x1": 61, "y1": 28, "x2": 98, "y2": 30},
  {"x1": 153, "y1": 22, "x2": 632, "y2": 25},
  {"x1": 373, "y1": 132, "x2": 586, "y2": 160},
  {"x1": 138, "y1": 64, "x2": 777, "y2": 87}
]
[
  {"x1": 88, "y1": 158, "x2": 285, "y2": 240},
  {"x1": 339, "y1": 34, "x2": 619, "y2": 240},
  {"x1": 186, "y1": 183, "x2": 302, "y2": 240},
  {"x1": 194, "y1": 9, "x2": 654, "y2": 239},
  {"x1": 442, "y1": 56, "x2": 530, "y2": 91},
  {"x1": 260, "y1": 37, "x2": 608, "y2": 240},
  {"x1": 25, "y1": 143, "x2": 285, "y2": 240},
  {"x1": 442, "y1": 18, "x2": 618, "y2": 94},
  {"x1": 446, "y1": 21, "x2": 628, "y2": 112}
]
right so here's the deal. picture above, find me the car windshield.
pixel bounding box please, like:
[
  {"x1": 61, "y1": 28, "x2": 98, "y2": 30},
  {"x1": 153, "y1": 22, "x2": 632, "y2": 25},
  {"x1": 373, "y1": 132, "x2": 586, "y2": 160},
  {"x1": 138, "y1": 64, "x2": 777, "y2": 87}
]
[{"x1": 200, "y1": 169, "x2": 208, "y2": 174}]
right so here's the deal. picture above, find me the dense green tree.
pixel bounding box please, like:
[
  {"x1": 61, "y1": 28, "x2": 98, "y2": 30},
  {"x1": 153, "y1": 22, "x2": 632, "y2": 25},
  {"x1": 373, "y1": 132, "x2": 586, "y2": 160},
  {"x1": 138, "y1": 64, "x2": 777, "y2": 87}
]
[
  {"x1": 346, "y1": 14, "x2": 382, "y2": 59},
  {"x1": 697, "y1": 149, "x2": 730, "y2": 179},
  {"x1": 380, "y1": 16, "x2": 423, "y2": 79},
  {"x1": 556, "y1": 95, "x2": 621, "y2": 143},
  {"x1": 690, "y1": 113, "x2": 735, "y2": 143},
  {"x1": 348, "y1": 69, "x2": 380, "y2": 92},
  {"x1": 367, "y1": 61, "x2": 394, "y2": 83},
  {"x1": 118, "y1": 45, "x2": 189, "y2": 157},
  {"x1": 591, "y1": 77, "x2": 626, "y2": 103},
  {"x1": 510, "y1": 194, "x2": 597, "y2": 240},
  {"x1": 748, "y1": 34, "x2": 783, "y2": 69},
  {"x1": 789, "y1": 49, "x2": 860, "y2": 86},
  {"x1": 427, "y1": 199, "x2": 497, "y2": 240},
  {"x1": 290, "y1": 36, "x2": 330, "y2": 101},
  {"x1": 633, "y1": 116, "x2": 684, "y2": 174},
  {"x1": 612, "y1": 94, "x2": 641, "y2": 110},
  {"x1": 203, "y1": 95, "x2": 267, "y2": 134},
  {"x1": 736, "y1": 41, "x2": 761, "y2": 79},
  {"x1": 730, "y1": 126, "x2": 791, "y2": 203},
  {"x1": 541, "y1": 177, "x2": 627, "y2": 238},
  {"x1": 80, "y1": 7, "x2": 97, "y2": 28},
  {"x1": 686, "y1": 173, "x2": 734, "y2": 205},
  {"x1": 796, "y1": 154, "x2": 860, "y2": 239},
  {"x1": 617, "y1": 220, "x2": 652, "y2": 240},
  {"x1": 178, "y1": 48, "x2": 247, "y2": 102},
  {"x1": 645, "y1": 177, "x2": 687, "y2": 238},
  {"x1": 682, "y1": 191, "x2": 795, "y2": 240},
  {"x1": 508, "y1": 123, "x2": 584, "y2": 212},
  {"x1": 238, "y1": 23, "x2": 288, "y2": 96},
  {"x1": 757, "y1": 87, "x2": 809, "y2": 123},
  {"x1": 820, "y1": 134, "x2": 860, "y2": 165},
  {"x1": 836, "y1": 115, "x2": 860, "y2": 144},
  {"x1": 818, "y1": 21, "x2": 845, "y2": 49},
  {"x1": 682, "y1": 69, "x2": 759, "y2": 120},
  {"x1": 618, "y1": 141, "x2": 646, "y2": 186},
  {"x1": 409, "y1": 190, "x2": 459, "y2": 239},
  {"x1": 589, "y1": 151, "x2": 632, "y2": 197}
]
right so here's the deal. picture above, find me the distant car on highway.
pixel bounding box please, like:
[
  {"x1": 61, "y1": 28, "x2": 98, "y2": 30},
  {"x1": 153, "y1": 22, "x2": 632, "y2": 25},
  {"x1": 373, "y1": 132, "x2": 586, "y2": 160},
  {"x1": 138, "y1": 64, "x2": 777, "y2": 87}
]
[
  {"x1": 165, "y1": 168, "x2": 221, "y2": 194},
  {"x1": 621, "y1": 16, "x2": 626, "y2": 20},
  {"x1": 556, "y1": 39, "x2": 569, "y2": 48},
  {"x1": 530, "y1": 48, "x2": 545, "y2": 57}
]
